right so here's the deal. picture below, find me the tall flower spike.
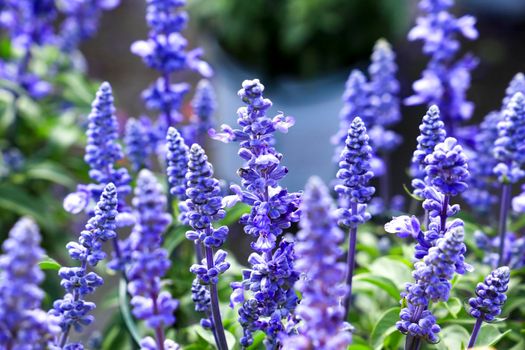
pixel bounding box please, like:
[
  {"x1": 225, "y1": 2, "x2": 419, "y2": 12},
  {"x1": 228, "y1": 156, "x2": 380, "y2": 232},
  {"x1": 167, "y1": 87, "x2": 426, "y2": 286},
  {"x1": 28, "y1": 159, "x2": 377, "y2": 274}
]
[
  {"x1": 131, "y1": 0, "x2": 212, "y2": 138},
  {"x1": 210, "y1": 79, "x2": 300, "y2": 349},
  {"x1": 51, "y1": 183, "x2": 118, "y2": 349},
  {"x1": 335, "y1": 116, "x2": 375, "y2": 317},
  {"x1": 332, "y1": 70, "x2": 370, "y2": 161},
  {"x1": 0, "y1": 218, "x2": 60, "y2": 348},
  {"x1": 467, "y1": 266, "x2": 510, "y2": 348},
  {"x1": 405, "y1": 0, "x2": 478, "y2": 136},
  {"x1": 126, "y1": 170, "x2": 180, "y2": 350},
  {"x1": 64, "y1": 82, "x2": 131, "y2": 222},
  {"x1": 398, "y1": 223, "x2": 470, "y2": 346},
  {"x1": 191, "y1": 79, "x2": 217, "y2": 135},
  {"x1": 166, "y1": 126, "x2": 190, "y2": 221},
  {"x1": 494, "y1": 92, "x2": 525, "y2": 266},
  {"x1": 283, "y1": 177, "x2": 351, "y2": 349},
  {"x1": 186, "y1": 144, "x2": 230, "y2": 350},
  {"x1": 125, "y1": 117, "x2": 151, "y2": 171},
  {"x1": 411, "y1": 105, "x2": 446, "y2": 194}
]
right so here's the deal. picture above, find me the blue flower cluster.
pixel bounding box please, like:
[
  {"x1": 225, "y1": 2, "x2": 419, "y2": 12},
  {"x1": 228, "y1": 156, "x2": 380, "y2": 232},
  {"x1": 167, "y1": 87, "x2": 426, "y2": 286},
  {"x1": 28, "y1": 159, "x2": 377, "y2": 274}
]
[
  {"x1": 63, "y1": 82, "x2": 132, "y2": 223},
  {"x1": 406, "y1": 0, "x2": 478, "y2": 135},
  {"x1": 0, "y1": 218, "x2": 60, "y2": 348},
  {"x1": 131, "y1": 0, "x2": 212, "y2": 130},
  {"x1": 469, "y1": 266, "x2": 510, "y2": 322},
  {"x1": 211, "y1": 79, "x2": 300, "y2": 348},
  {"x1": 425, "y1": 137, "x2": 469, "y2": 196},
  {"x1": 411, "y1": 105, "x2": 446, "y2": 191},
  {"x1": 397, "y1": 224, "x2": 470, "y2": 343},
  {"x1": 494, "y1": 92, "x2": 525, "y2": 184},
  {"x1": 190, "y1": 79, "x2": 217, "y2": 142},
  {"x1": 335, "y1": 117, "x2": 375, "y2": 228},
  {"x1": 185, "y1": 144, "x2": 230, "y2": 349},
  {"x1": 125, "y1": 117, "x2": 153, "y2": 171},
  {"x1": 126, "y1": 169, "x2": 179, "y2": 350},
  {"x1": 51, "y1": 184, "x2": 118, "y2": 349},
  {"x1": 283, "y1": 177, "x2": 351, "y2": 349}
]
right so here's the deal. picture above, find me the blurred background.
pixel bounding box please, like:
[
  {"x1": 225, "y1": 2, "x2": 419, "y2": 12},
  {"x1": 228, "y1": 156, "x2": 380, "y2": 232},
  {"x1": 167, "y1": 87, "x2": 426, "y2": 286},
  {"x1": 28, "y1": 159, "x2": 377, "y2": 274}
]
[{"x1": 82, "y1": 0, "x2": 525, "y2": 194}]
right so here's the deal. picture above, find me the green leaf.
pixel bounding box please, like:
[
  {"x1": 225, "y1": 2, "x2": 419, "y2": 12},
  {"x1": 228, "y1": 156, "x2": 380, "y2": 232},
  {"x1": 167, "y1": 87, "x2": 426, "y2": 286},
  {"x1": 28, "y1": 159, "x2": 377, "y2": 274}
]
[
  {"x1": 435, "y1": 325, "x2": 469, "y2": 350},
  {"x1": 220, "y1": 203, "x2": 251, "y2": 226},
  {"x1": 192, "y1": 325, "x2": 236, "y2": 349},
  {"x1": 165, "y1": 224, "x2": 190, "y2": 254},
  {"x1": 0, "y1": 183, "x2": 51, "y2": 229},
  {"x1": 246, "y1": 331, "x2": 265, "y2": 349},
  {"x1": 370, "y1": 307, "x2": 400, "y2": 350},
  {"x1": 476, "y1": 324, "x2": 511, "y2": 347},
  {"x1": 353, "y1": 273, "x2": 400, "y2": 301},
  {"x1": 349, "y1": 345, "x2": 373, "y2": 350},
  {"x1": 444, "y1": 297, "x2": 462, "y2": 318},
  {"x1": 118, "y1": 278, "x2": 142, "y2": 346},
  {"x1": 369, "y1": 256, "x2": 412, "y2": 288},
  {"x1": 25, "y1": 161, "x2": 75, "y2": 187},
  {"x1": 39, "y1": 256, "x2": 61, "y2": 271}
]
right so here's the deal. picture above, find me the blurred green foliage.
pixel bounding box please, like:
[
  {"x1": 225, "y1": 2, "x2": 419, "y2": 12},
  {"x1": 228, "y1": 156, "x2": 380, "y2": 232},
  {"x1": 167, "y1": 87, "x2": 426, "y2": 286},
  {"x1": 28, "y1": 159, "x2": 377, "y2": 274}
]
[{"x1": 189, "y1": 0, "x2": 409, "y2": 78}]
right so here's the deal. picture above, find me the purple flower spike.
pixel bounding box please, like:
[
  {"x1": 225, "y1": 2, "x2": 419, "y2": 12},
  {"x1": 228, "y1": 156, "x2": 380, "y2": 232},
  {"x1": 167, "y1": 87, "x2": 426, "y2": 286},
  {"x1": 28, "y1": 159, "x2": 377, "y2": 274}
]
[
  {"x1": 51, "y1": 183, "x2": 118, "y2": 349},
  {"x1": 126, "y1": 170, "x2": 179, "y2": 349},
  {"x1": 406, "y1": 0, "x2": 478, "y2": 136},
  {"x1": 467, "y1": 266, "x2": 510, "y2": 348},
  {"x1": 424, "y1": 137, "x2": 469, "y2": 196},
  {"x1": 0, "y1": 218, "x2": 61, "y2": 348},
  {"x1": 283, "y1": 177, "x2": 351, "y2": 349}
]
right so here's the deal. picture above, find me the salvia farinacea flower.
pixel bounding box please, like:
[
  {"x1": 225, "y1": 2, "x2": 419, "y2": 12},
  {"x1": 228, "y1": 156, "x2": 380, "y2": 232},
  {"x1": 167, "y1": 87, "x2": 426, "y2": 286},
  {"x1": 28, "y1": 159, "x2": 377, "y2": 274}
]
[
  {"x1": 424, "y1": 137, "x2": 469, "y2": 196},
  {"x1": 126, "y1": 169, "x2": 179, "y2": 350},
  {"x1": 410, "y1": 105, "x2": 446, "y2": 194},
  {"x1": 131, "y1": 0, "x2": 212, "y2": 130},
  {"x1": 406, "y1": 0, "x2": 478, "y2": 134},
  {"x1": 0, "y1": 218, "x2": 60, "y2": 348},
  {"x1": 50, "y1": 183, "x2": 117, "y2": 348},
  {"x1": 166, "y1": 126, "x2": 190, "y2": 224},
  {"x1": 125, "y1": 117, "x2": 153, "y2": 171},
  {"x1": 494, "y1": 92, "x2": 525, "y2": 184},
  {"x1": 185, "y1": 144, "x2": 230, "y2": 350},
  {"x1": 211, "y1": 79, "x2": 300, "y2": 349},
  {"x1": 397, "y1": 223, "x2": 470, "y2": 344},
  {"x1": 191, "y1": 79, "x2": 217, "y2": 137},
  {"x1": 283, "y1": 176, "x2": 351, "y2": 349},
  {"x1": 467, "y1": 266, "x2": 510, "y2": 348}
]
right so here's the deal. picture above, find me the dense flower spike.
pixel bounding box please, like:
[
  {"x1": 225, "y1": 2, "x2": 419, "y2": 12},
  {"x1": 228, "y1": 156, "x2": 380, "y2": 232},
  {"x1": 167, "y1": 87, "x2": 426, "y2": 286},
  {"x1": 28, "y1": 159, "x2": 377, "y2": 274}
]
[
  {"x1": 467, "y1": 267, "x2": 510, "y2": 348},
  {"x1": 126, "y1": 169, "x2": 179, "y2": 350},
  {"x1": 125, "y1": 117, "x2": 152, "y2": 171},
  {"x1": 0, "y1": 218, "x2": 60, "y2": 348},
  {"x1": 494, "y1": 92, "x2": 525, "y2": 184},
  {"x1": 185, "y1": 144, "x2": 230, "y2": 350},
  {"x1": 51, "y1": 184, "x2": 118, "y2": 348},
  {"x1": 191, "y1": 79, "x2": 217, "y2": 135},
  {"x1": 332, "y1": 70, "x2": 370, "y2": 160},
  {"x1": 411, "y1": 105, "x2": 446, "y2": 193},
  {"x1": 63, "y1": 82, "x2": 132, "y2": 222},
  {"x1": 406, "y1": 0, "x2": 478, "y2": 135},
  {"x1": 211, "y1": 79, "x2": 300, "y2": 348},
  {"x1": 425, "y1": 137, "x2": 469, "y2": 196},
  {"x1": 475, "y1": 231, "x2": 525, "y2": 269},
  {"x1": 131, "y1": 0, "x2": 212, "y2": 134},
  {"x1": 283, "y1": 177, "x2": 351, "y2": 349},
  {"x1": 397, "y1": 224, "x2": 470, "y2": 344},
  {"x1": 469, "y1": 266, "x2": 510, "y2": 322},
  {"x1": 336, "y1": 117, "x2": 375, "y2": 226}
]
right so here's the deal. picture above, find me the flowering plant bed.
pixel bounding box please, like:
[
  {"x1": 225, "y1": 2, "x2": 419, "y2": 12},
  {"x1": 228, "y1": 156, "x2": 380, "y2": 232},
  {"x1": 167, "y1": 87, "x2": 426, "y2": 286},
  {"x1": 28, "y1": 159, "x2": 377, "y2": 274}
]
[{"x1": 0, "y1": 1, "x2": 524, "y2": 350}]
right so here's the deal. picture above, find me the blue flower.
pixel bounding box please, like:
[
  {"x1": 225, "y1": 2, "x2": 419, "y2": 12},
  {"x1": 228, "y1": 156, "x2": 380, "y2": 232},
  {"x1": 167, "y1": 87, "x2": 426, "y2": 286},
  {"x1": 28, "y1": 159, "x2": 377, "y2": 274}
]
[
  {"x1": 283, "y1": 177, "x2": 351, "y2": 349},
  {"x1": 51, "y1": 184, "x2": 118, "y2": 348},
  {"x1": 406, "y1": 0, "x2": 478, "y2": 133},
  {"x1": 0, "y1": 218, "x2": 61, "y2": 348},
  {"x1": 125, "y1": 117, "x2": 152, "y2": 171},
  {"x1": 494, "y1": 92, "x2": 525, "y2": 183},
  {"x1": 469, "y1": 266, "x2": 510, "y2": 322},
  {"x1": 425, "y1": 137, "x2": 469, "y2": 196},
  {"x1": 191, "y1": 79, "x2": 217, "y2": 133}
]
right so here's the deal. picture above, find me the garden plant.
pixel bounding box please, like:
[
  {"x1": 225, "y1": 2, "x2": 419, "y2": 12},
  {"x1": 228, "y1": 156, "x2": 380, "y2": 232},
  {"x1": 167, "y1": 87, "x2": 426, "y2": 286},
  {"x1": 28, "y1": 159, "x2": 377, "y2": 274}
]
[{"x1": 1, "y1": 0, "x2": 525, "y2": 350}]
